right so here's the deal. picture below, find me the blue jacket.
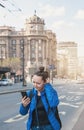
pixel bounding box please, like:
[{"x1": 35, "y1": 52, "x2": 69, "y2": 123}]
[{"x1": 19, "y1": 83, "x2": 61, "y2": 130}]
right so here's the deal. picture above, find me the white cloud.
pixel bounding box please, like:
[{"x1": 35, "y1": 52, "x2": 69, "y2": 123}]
[
  {"x1": 51, "y1": 20, "x2": 74, "y2": 29},
  {"x1": 51, "y1": 20, "x2": 65, "y2": 29},
  {"x1": 67, "y1": 22, "x2": 75, "y2": 27},
  {"x1": 0, "y1": 8, "x2": 7, "y2": 16},
  {"x1": 39, "y1": 4, "x2": 65, "y2": 18},
  {"x1": 75, "y1": 9, "x2": 84, "y2": 19}
]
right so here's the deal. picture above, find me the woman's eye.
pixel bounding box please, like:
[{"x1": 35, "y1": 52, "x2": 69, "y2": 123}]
[
  {"x1": 37, "y1": 83, "x2": 40, "y2": 85},
  {"x1": 33, "y1": 81, "x2": 41, "y2": 85}
]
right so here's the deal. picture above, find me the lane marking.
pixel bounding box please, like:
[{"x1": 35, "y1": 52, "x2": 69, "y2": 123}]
[
  {"x1": 4, "y1": 114, "x2": 27, "y2": 123},
  {"x1": 60, "y1": 102, "x2": 79, "y2": 108},
  {"x1": 68, "y1": 91, "x2": 84, "y2": 95},
  {"x1": 16, "y1": 102, "x2": 21, "y2": 105},
  {"x1": 59, "y1": 95, "x2": 66, "y2": 99},
  {"x1": 75, "y1": 102, "x2": 83, "y2": 105},
  {"x1": 59, "y1": 111, "x2": 66, "y2": 115}
]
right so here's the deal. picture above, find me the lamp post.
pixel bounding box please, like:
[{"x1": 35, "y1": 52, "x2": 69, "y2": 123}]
[
  {"x1": 0, "y1": 45, "x2": 3, "y2": 66},
  {"x1": 21, "y1": 39, "x2": 25, "y2": 86}
]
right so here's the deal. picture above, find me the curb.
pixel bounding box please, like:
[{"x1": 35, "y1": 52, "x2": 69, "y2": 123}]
[
  {"x1": 61, "y1": 104, "x2": 84, "y2": 130},
  {"x1": 72, "y1": 104, "x2": 84, "y2": 130}
]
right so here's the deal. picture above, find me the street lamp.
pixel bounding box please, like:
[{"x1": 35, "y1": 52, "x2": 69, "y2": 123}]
[{"x1": 20, "y1": 39, "x2": 25, "y2": 86}]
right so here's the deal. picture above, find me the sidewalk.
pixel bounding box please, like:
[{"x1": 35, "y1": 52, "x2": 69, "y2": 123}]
[
  {"x1": 52, "y1": 78, "x2": 68, "y2": 85},
  {"x1": 72, "y1": 104, "x2": 84, "y2": 130}
]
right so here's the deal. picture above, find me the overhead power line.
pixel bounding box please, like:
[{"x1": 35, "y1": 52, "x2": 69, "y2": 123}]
[
  {"x1": 0, "y1": 3, "x2": 5, "y2": 8},
  {"x1": 0, "y1": 0, "x2": 22, "y2": 13}
]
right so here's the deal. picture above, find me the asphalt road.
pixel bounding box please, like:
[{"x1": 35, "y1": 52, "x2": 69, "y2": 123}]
[
  {"x1": 55, "y1": 83, "x2": 84, "y2": 130},
  {"x1": 0, "y1": 82, "x2": 84, "y2": 130}
]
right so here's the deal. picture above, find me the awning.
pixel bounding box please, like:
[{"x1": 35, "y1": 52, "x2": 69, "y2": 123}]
[{"x1": 0, "y1": 67, "x2": 11, "y2": 74}]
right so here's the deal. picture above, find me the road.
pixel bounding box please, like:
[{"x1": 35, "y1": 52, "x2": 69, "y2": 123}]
[
  {"x1": 55, "y1": 83, "x2": 84, "y2": 130},
  {"x1": 0, "y1": 81, "x2": 84, "y2": 130}
]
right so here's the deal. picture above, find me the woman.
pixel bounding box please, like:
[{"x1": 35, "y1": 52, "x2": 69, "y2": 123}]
[{"x1": 19, "y1": 67, "x2": 61, "y2": 130}]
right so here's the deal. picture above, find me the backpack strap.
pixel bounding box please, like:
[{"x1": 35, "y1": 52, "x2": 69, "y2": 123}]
[{"x1": 45, "y1": 93, "x2": 62, "y2": 128}]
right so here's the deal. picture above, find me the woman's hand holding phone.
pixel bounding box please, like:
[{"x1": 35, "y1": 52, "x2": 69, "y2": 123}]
[
  {"x1": 21, "y1": 91, "x2": 31, "y2": 107},
  {"x1": 22, "y1": 96, "x2": 31, "y2": 107}
]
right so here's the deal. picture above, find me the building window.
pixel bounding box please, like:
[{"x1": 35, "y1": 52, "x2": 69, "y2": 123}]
[
  {"x1": 38, "y1": 53, "x2": 41, "y2": 57},
  {"x1": 30, "y1": 40, "x2": 36, "y2": 60},
  {"x1": 20, "y1": 39, "x2": 24, "y2": 49},
  {"x1": 31, "y1": 53, "x2": 35, "y2": 58},
  {"x1": 13, "y1": 53, "x2": 16, "y2": 57},
  {"x1": 31, "y1": 46, "x2": 35, "y2": 51},
  {"x1": 0, "y1": 45, "x2": 6, "y2": 59},
  {"x1": 12, "y1": 46, "x2": 16, "y2": 51},
  {"x1": 39, "y1": 39, "x2": 41, "y2": 43},
  {"x1": 38, "y1": 39, "x2": 42, "y2": 51},
  {"x1": 11, "y1": 40, "x2": 17, "y2": 57},
  {"x1": 12, "y1": 40, "x2": 16, "y2": 45}
]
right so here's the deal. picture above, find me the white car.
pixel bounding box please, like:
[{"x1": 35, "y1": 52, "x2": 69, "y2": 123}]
[
  {"x1": 0, "y1": 79, "x2": 13, "y2": 86},
  {"x1": 0, "y1": 79, "x2": 9, "y2": 86}
]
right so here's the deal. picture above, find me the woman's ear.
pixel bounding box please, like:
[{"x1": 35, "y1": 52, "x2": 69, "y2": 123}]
[{"x1": 46, "y1": 78, "x2": 50, "y2": 83}]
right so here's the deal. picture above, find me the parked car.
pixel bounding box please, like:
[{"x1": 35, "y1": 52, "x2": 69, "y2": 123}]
[
  {"x1": 0, "y1": 80, "x2": 3, "y2": 86},
  {"x1": 0, "y1": 79, "x2": 9, "y2": 86},
  {"x1": 0, "y1": 79, "x2": 13, "y2": 86},
  {"x1": 7, "y1": 79, "x2": 14, "y2": 85}
]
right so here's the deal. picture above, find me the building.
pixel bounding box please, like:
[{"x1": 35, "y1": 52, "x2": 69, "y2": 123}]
[
  {"x1": 57, "y1": 42, "x2": 78, "y2": 79},
  {"x1": 0, "y1": 13, "x2": 57, "y2": 80},
  {"x1": 78, "y1": 57, "x2": 84, "y2": 78}
]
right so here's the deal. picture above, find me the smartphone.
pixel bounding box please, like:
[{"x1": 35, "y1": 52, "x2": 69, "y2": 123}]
[{"x1": 21, "y1": 91, "x2": 27, "y2": 98}]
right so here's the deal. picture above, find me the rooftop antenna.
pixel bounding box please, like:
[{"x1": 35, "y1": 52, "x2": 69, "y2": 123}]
[{"x1": 34, "y1": 10, "x2": 36, "y2": 15}]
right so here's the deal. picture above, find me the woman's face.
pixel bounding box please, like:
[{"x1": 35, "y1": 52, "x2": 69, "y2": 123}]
[{"x1": 32, "y1": 75, "x2": 45, "y2": 91}]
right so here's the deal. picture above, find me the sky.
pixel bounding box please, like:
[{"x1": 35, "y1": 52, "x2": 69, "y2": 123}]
[{"x1": 0, "y1": 0, "x2": 84, "y2": 57}]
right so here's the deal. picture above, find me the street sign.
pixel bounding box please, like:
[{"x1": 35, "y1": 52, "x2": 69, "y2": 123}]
[{"x1": 48, "y1": 64, "x2": 55, "y2": 70}]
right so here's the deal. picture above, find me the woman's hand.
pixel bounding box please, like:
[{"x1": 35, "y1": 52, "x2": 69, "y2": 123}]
[{"x1": 22, "y1": 96, "x2": 31, "y2": 107}]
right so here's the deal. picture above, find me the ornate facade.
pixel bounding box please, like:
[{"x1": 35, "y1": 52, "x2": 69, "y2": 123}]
[{"x1": 0, "y1": 14, "x2": 57, "y2": 79}]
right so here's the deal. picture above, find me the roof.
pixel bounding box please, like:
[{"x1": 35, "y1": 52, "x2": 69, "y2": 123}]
[{"x1": 27, "y1": 14, "x2": 45, "y2": 25}]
